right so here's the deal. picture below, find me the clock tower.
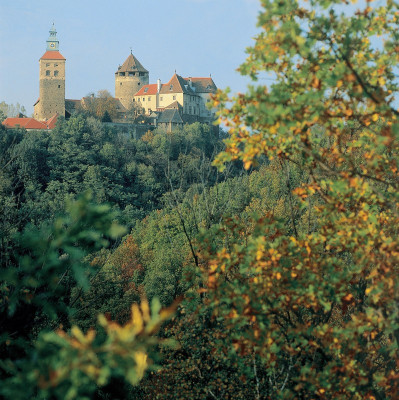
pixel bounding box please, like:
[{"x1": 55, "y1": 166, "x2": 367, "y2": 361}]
[
  {"x1": 46, "y1": 23, "x2": 59, "y2": 51},
  {"x1": 34, "y1": 24, "x2": 66, "y2": 121}
]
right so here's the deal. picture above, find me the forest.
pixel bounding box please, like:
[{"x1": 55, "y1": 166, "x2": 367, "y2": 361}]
[{"x1": 1, "y1": 0, "x2": 399, "y2": 399}]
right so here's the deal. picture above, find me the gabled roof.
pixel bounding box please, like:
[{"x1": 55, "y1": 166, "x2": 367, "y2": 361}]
[
  {"x1": 3, "y1": 117, "x2": 47, "y2": 129},
  {"x1": 134, "y1": 84, "x2": 158, "y2": 96},
  {"x1": 117, "y1": 53, "x2": 148, "y2": 73},
  {"x1": 40, "y1": 51, "x2": 66, "y2": 60},
  {"x1": 158, "y1": 108, "x2": 184, "y2": 124},
  {"x1": 2, "y1": 114, "x2": 58, "y2": 130},
  {"x1": 165, "y1": 100, "x2": 183, "y2": 111},
  {"x1": 159, "y1": 74, "x2": 195, "y2": 95},
  {"x1": 184, "y1": 77, "x2": 217, "y2": 93}
]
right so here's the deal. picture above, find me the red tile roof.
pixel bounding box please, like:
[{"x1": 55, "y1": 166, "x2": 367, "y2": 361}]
[
  {"x1": 2, "y1": 114, "x2": 58, "y2": 130},
  {"x1": 134, "y1": 84, "x2": 158, "y2": 96},
  {"x1": 3, "y1": 118, "x2": 46, "y2": 129},
  {"x1": 40, "y1": 51, "x2": 66, "y2": 60},
  {"x1": 46, "y1": 114, "x2": 58, "y2": 129},
  {"x1": 159, "y1": 74, "x2": 193, "y2": 95}
]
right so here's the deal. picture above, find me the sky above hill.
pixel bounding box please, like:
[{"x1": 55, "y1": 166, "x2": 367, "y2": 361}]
[{"x1": 0, "y1": 0, "x2": 261, "y2": 115}]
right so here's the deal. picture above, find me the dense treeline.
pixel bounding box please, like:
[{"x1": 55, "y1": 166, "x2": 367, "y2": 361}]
[{"x1": 0, "y1": 116, "x2": 232, "y2": 233}]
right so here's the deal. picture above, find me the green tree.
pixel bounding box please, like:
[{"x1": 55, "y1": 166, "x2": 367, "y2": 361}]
[
  {"x1": 0, "y1": 194, "x2": 176, "y2": 399},
  {"x1": 204, "y1": 0, "x2": 399, "y2": 398},
  {"x1": 78, "y1": 90, "x2": 119, "y2": 121}
]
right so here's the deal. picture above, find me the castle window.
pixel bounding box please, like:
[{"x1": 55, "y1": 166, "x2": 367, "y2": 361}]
[
  {"x1": 138, "y1": 82, "x2": 140, "y2": 85},
  {"x1": 169, "y1": 85, "x2": 173, "y2": 91},
  {"x1": 173, "y1": 95, "x2": 176, "y2": 100},
  {"x1": 129, "y1": 72, "x2": 135, "y2": 76},
  {"x1": 54, "y1": 70, "x2": 59, "y2": 77},
  {"x1": 46, "y1": 70, "x2": 50, "y2": 76},
  {"x1": 120, "y1": 83, "x2": 122, "y2": 85},
  {"x1": 142, "y1": 97, "x2": 145, "y2": 101},
  {"x1": 119, "y1": 72, "x2": 125, "y2": 76},
  {"x1": 58, "y1": 85, "x2": 61, "y2": 88},
  {"x1": 46, "y1": 63, "x2": 50, "y2": 67},
  {"x1": 54, "y1": 63, "x2": 58, "y2": 67},
  {"x1": 148, "y1": 97, "x2": 151, "y2": 101},
  {"x1": 160, "y1": 97, "x2": 163, "y2": 101}
]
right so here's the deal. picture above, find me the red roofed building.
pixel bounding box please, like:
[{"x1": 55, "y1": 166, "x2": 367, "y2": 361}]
[
  {"x1": 29, "y1": 27, "x2": 217, "y2": 132},
  {"x1": 33, "y1": 24, "x2": 66, "y2": 121},
  {"x1": 132, "y1": 73, "x2": 217, "y2": 127},
  {"x1": 2, "y1": 114, "x2": 58, "y2": 131}
]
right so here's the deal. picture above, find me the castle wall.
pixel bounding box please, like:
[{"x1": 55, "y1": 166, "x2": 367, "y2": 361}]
[
  {"x1": 115, "y1": 72, "x2": 149, "y2": 109},
  {"x1": 198, "y1": 92, "x2": 213, "y2": 118},
  {"x1": 137, "y1": 93, "x2": 157, "y2": 114},
  {"x1": 158, "y1": 93, "x2": 184, "y2": 109}
]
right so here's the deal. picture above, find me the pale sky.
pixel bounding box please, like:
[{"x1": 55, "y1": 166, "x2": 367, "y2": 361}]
[{"x1": 0, "y1": 0, "x2": 261, "y2": 115}]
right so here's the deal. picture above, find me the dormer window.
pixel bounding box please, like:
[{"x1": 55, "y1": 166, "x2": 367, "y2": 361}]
[{"x1": 144, "y1": 87, "x2": 148, "y2": 93}]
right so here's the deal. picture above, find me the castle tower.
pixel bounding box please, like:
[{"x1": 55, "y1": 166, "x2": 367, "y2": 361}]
[
  {"x1": 115, "y1": 51, "x2": 149, "y2": 109},
  {"x1": 33, "y1": 23, "x2": 66, "y2": 121}
]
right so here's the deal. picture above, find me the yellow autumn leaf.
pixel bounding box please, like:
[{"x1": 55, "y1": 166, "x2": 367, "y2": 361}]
[
  {"x1": 131, "y1": 304, "x2": 144, "y2": 333},
  {"x1": 134, "y1": 351, "x2": 148, "y2": 379},
  {"x1": 244, "y1": 160, "x2": 252, "y2": 170}
]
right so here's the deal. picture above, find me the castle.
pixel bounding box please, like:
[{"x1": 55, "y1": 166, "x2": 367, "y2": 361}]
[{"x1": 31, "y1": 24, "x2": 218, "y2": 132}]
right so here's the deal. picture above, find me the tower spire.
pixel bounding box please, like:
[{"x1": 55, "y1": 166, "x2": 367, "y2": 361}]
[{"x1": 46, "y1": 23, "x2": 59, "y2": 51}]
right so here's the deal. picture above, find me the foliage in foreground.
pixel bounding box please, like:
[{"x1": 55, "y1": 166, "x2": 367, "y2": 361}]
[
  {"x1": 203, "y1": 0, "x2": 399, "y2": 398},
  {"x1": 0, "y1": 194, "x2": 176, "y2": 399}
]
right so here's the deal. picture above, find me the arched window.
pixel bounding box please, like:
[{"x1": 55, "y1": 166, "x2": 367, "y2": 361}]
[
  {"x1": 54, "y1": 70, "x2": 59, "y2": 77},
  {"x1": 46, "y1": 70, "x2": 50, "y2": 76}
]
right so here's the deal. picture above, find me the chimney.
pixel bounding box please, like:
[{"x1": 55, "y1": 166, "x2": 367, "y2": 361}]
[{"x1": 157, "y1": 78, "x2": 161, "y2": 93}]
